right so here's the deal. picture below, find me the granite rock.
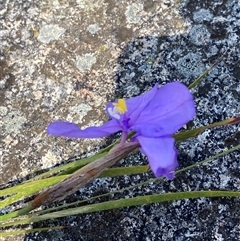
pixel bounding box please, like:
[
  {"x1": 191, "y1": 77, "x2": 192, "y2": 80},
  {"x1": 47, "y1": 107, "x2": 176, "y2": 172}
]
[{"x1": 0, "y1": 0, "x2": 240, "y2": 240}]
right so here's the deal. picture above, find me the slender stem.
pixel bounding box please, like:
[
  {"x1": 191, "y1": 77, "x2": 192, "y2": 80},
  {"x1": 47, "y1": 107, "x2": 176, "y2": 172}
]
[{"x1": 120, "y1": 131, "x2": 128, "y2": 144}]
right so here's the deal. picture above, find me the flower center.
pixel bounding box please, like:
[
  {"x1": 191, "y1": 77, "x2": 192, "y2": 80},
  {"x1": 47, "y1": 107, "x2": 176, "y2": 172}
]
[
  {"x1": 107, "y1": 99, "x2": 128, "y2": 120},
  {"x1": 113, "y1": 99, "x2": 127, "y2": 114}
]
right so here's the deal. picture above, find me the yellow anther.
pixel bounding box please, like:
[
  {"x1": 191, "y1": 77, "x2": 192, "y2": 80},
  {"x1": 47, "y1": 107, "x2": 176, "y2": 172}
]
[{"x1": 113, "y1": 99, "x2": 127, "y2": 114}]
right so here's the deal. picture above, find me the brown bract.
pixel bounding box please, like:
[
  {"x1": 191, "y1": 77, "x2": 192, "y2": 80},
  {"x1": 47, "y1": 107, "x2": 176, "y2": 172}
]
[{"x1": 32, "y1": 142, "x2": 140, "y2": 208}]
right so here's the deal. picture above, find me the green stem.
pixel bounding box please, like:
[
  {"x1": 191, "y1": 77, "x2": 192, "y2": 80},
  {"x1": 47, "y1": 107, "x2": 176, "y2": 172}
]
[{"x1": 0, "y1": 204, "x2": 34, "y2": 222}]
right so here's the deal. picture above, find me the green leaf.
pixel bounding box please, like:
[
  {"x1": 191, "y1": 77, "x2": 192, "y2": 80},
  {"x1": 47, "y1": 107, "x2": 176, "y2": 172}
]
[
  {"x1": 99, "y1": 165, "x2": 149, "y2": 177},
  {"x1": 1, "y1": 190, "x2": 239, "y2": 229},
  {"x1": 32, "y1": 143, "x2": 240, "y2": 216},
  {"x1": 0, "y1": 226, "x2": 64, "y2": 237},
  {"x1": 174, "y1": 117, "x2": 240, "y2": 141},
  {"x1": 0, "y1": 175, "x2": 67, "y2": 208},
  {"x1": 188, "y1": 50, "x2": 228, "y2": 89}
]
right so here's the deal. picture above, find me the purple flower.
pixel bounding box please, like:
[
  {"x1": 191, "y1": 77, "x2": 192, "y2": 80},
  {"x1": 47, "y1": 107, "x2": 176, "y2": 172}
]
[{"x1": 47, "y1": 82, "x2": 195, "y2": 179}]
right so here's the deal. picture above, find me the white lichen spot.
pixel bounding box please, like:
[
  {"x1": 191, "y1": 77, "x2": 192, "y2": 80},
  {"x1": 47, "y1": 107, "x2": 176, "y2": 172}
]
[
  {"x1": 82, "y1": 119, "x2": 104, "y2": 129},
  {"x1": 52, "y1": 0, "x2": 68, "y2": 8},
  {"x1": 189, "y1": 25, "x2": 211, "y2": 46},
  {"x1": 2, "y1": 110, "x2": 27, "y2": 134},
  {"x1": 0, "y1": 106, "x2": 8, "y2": 116},
  {"x1": 236, "y1": 84, "x2": 240, "y2": 93},
  {"x1": 76, "y1": 53, "x2": 96, "y2": 72},
  {"x1": 37, "y1": 24, "x2": 66, "y2": 44},
  {"x1": 0, "y1": 79, "x2": 6, "y2": 89},
  {"x1": 67, "y1": 103, "x2": 92, "y2": 122},
  {"x1": 87, "y1": 24, "x2": 101, "y2": 35},
  {"x1": 41, "y1": 150, "x2": 58, "y2": 169},
  {"x1": 125, "y1": 3, "x2": 143, "y2": 24},
  {"x1": 76, "y1": 0, "x2": 104, "y2": 10},
  {"x1": 193, "y1": 9, "x2": 213, "y2": 23},
  {"x1": 218, "y1": 204, "x2": 227, "y2": 214},
  {"x1": 214, "y1": 227, "x2": 225, "y2": 241},
  {"x1": 33, "y1": 90, "x2": 43, "y2": 100},
  {"x1": 76, "y1": 0, "x2": 88, "y2": 8},
  {"x1": 219, "y1": 174, "x2": 231, "y2": 189}
]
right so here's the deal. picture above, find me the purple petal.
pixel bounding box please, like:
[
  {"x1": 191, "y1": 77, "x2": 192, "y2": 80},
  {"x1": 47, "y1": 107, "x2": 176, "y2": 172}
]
[
  {"x1": 121, "y1": 83, "x2": 159, "y2": 125},
  {"x1": 136, "y1": 135, "x2": 178, "y2": 179},
  {"x1": 47, "y1": 120, "x2": 122, "y2": 138},
  {"x1": 131, "y1": 82, "x2": 195, "y2": 137}
]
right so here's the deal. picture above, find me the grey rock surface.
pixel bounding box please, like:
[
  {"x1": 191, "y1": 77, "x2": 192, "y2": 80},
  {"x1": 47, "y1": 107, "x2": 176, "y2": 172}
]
[{"x1": 0, "y1": 0, "x2": 240, "y2": 240}]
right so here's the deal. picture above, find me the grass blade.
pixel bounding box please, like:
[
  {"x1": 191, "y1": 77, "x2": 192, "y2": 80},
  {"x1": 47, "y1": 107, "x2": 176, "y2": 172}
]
[{"x1": 1, "y1": 190, "x2": 239, "y2": 229}]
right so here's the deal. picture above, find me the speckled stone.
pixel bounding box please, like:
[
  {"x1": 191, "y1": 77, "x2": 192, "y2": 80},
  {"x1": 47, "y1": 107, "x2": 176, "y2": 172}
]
[{"x1": 0, "y1": 0, "x2": 240, "y2": 240}]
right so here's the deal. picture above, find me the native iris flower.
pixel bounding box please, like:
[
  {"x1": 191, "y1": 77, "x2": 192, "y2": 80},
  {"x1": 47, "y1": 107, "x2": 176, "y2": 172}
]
[{"x1": 47, "y1": 82, "x2": 195, "y2": 179}]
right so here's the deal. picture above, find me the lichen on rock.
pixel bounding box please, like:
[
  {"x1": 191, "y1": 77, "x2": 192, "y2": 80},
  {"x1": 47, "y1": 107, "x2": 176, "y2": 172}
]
[{"x1": 37, "y1": 24, "x2": 66, "y2": 44}]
